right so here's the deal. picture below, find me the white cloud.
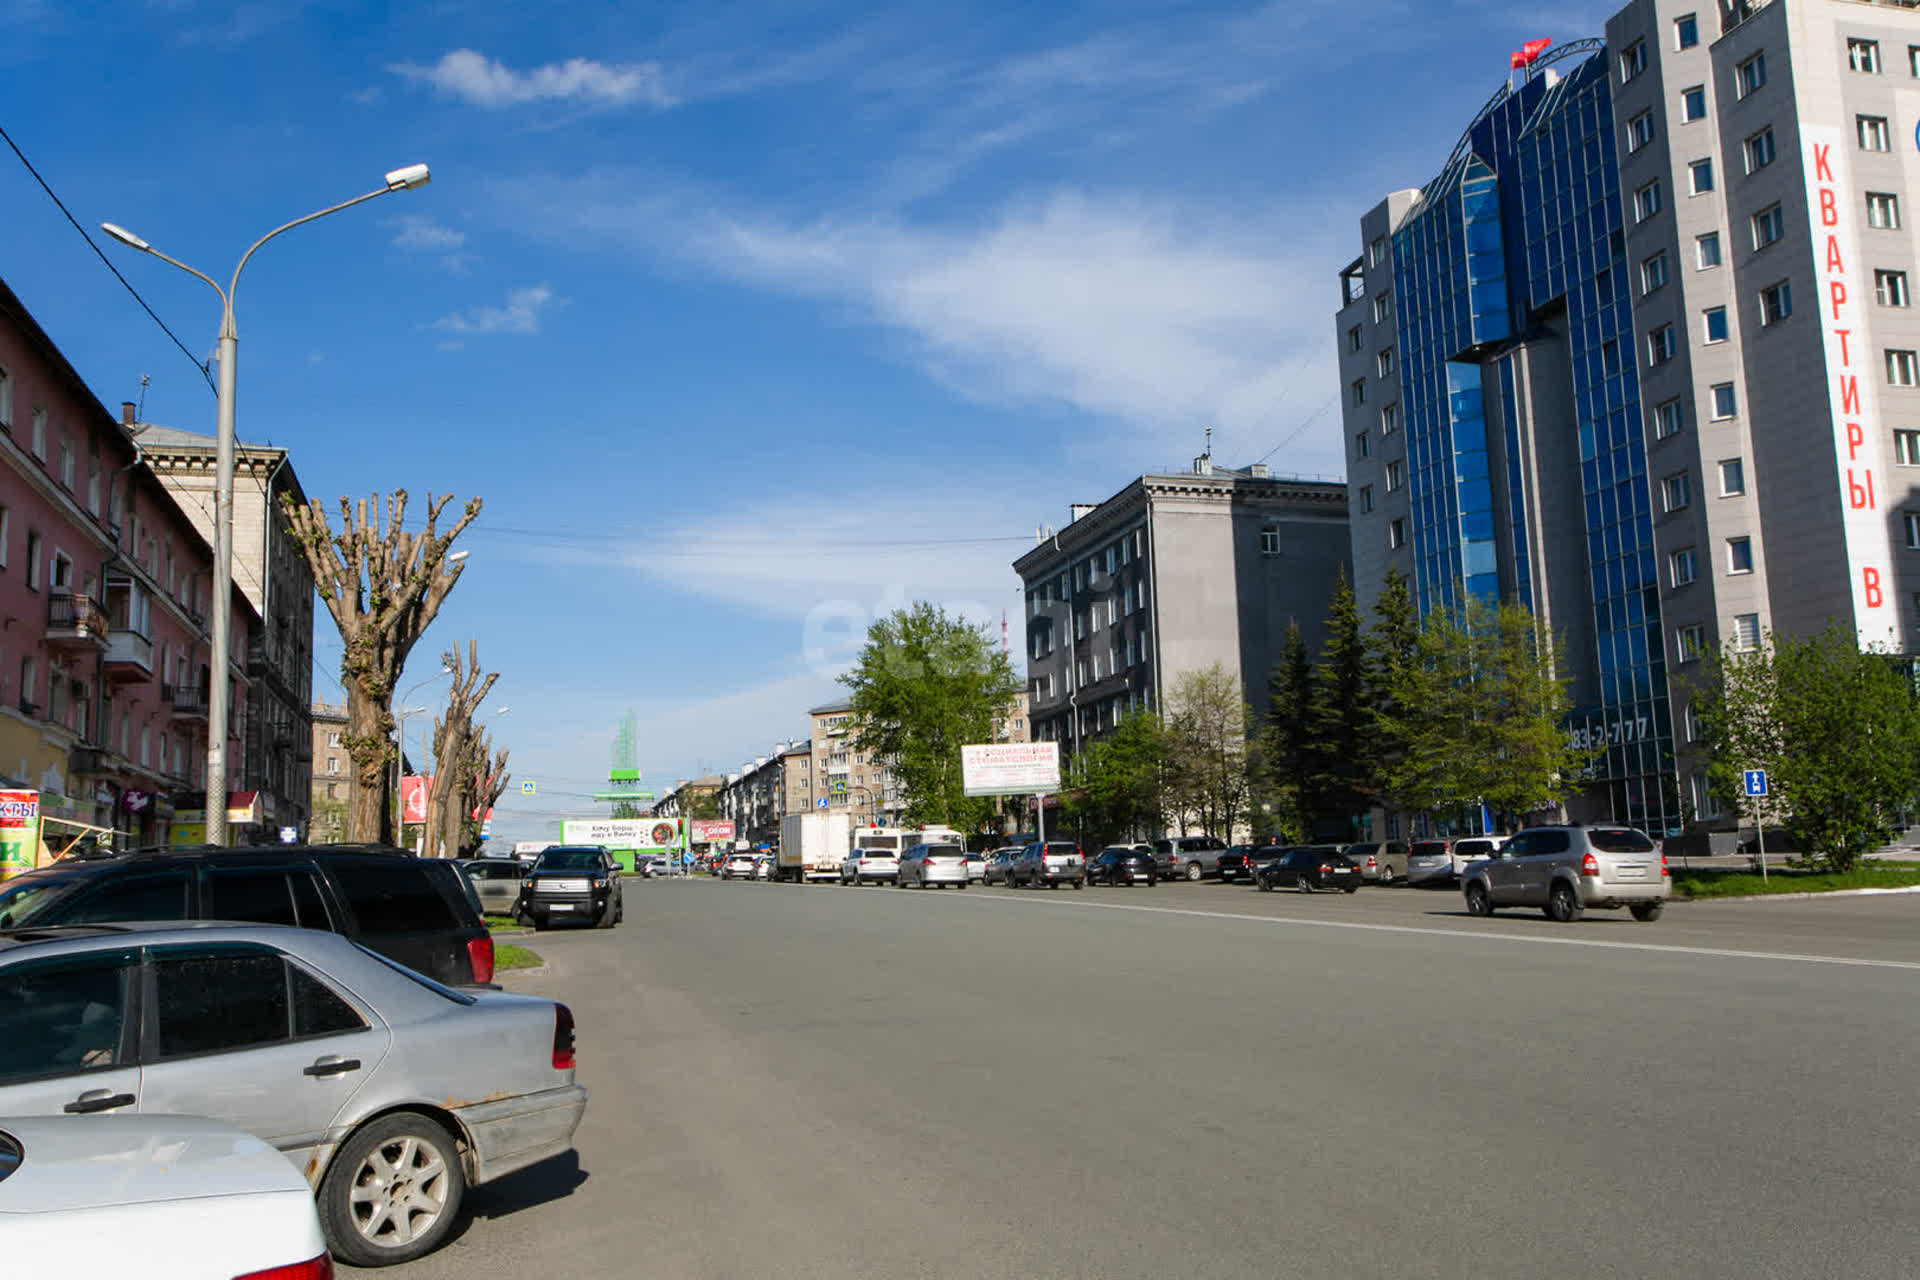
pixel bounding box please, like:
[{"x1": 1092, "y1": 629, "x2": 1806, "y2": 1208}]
[
  {"x1": 431, "y1": 285, "x2": 556, "y2": 337},
  {"x1": 391, "y1": 48, "x2": 674, "y2": 110},
  {"x1": 391, "y1": 215, "x2": 465, "y2": 253}
]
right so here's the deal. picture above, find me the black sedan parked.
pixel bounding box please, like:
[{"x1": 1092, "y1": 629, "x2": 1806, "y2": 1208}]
[
  {"x1": 1215, "y1": 845, "x2": 1266, "y2": 883},
  {"x1": 1255, "y1": 847, "x2": 1361, "y2": 893},
  {"x1": 1085, "y1": 847, "x2": 1158, "y2": 887}
]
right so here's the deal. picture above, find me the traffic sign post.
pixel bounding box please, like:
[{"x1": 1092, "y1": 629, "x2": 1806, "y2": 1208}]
[
  {"x1": 521, "y1": 780, "x2": 537, "y2": 796},
  {"x1": 1743, "y1": 769, "x2": 1770, "y2": 882}
]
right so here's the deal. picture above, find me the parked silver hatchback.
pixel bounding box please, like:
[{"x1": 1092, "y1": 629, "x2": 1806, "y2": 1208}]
[
  {"x1": 1461, "y1": 824, "x2": 1669, "y2": 922},
  {"x1": 897, "y1": 842, "x2": 970, "y2": 889}
]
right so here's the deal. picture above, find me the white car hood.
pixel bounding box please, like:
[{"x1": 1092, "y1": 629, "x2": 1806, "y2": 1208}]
[{"x1": 0, "y1": 1113, "x2": 311, "y2": 1214}]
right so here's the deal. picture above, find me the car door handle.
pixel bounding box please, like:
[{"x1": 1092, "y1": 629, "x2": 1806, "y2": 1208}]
[
  {"x1": 303, "y1": 1056, "x2": 362, "y2": 1077},
  {"x1": 64, "y1": 1088, "x2": 136, "y2": 1114}
]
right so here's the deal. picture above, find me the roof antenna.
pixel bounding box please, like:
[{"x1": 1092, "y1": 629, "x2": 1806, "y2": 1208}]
[
  {"x1": 136, "y1": 373, "x2": 150, "y2": 421},
  {"x1": 1203, "y1": 425, "x2": 1212, "y2": 461}
]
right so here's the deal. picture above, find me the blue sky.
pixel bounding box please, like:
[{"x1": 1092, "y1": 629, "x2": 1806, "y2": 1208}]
[{"x1": 1, "y1": 0, "x2": 1609, "y2": 843}]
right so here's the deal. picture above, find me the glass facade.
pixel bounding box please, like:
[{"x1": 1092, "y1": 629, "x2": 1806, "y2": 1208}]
[{"x1": 1385, "y1": 44, "x2": 1680, "y2": 834}]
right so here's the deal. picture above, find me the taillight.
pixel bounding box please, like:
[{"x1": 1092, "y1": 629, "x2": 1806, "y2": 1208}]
[
  {"x1": 467, "y1": 934, "x2": 495, "y2": 985},
  {"x1": 553, "y1": 1003, "x2": 577, "y2": 1070},
  {"x1": 235, "y1": 1256, "x2": 335, "y2": 1280},
  {"x1": 1580, "y1": 852, "x2": 1600, "y2": 876},
  {"x1": 1661, "y1": 853, "x2": 1670, "y2": 877},
  {"x1": 1319, "y1": 864, "x2": 1332, "y2": 873},
  {"x1": 1366, "y1": 856, "x2": 1377, "y2": 870},
  {"x1": 522, "y1": 879, "x2": 534, "y2": 891}
]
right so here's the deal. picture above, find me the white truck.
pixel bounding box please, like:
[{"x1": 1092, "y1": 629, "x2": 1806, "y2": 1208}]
[{"x1": 778, "y1": 811, "x2": 851, "y2": 883}]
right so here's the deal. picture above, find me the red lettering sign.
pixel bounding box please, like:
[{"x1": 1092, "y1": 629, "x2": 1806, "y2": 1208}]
[
  {"x1": 1836, "y1": 328, "x2": 1853, "y2": 365},
  {"x1": 1840, "y1": 375, "x2": 1861, "y2": 415},
  {"x1": 1826, "y1": 235, "x2": 1845, "y2": 273},
  {"x1": 1848, "y1": 468, "x2": 1876, "y2": 509},
  {"x1": 1814, "y1": 143, "x2": 1834, "y2": 182},
  {"x1": 1830, "y1": 280, "x2": 1848, "y2": 319},
  {"x1": 1864, "y1": 566, "x2": 1883, "y2": 608},
  {"x1": 1819, "y1": 187, "x2": 1839, "y2": 226}
]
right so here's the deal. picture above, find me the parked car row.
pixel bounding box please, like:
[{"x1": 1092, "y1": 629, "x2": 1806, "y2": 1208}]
[{"x1": 0, "y1": 839, "x2": 591, "y2": 1268}]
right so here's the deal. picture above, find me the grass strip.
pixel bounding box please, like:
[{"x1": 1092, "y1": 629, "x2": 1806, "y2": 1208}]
[
  {"x1": 1670, "y1": 862, "x2": 1920, "y2": 899},
  {"x1": 495, "y1": 943, "x2": 543, "y2": 971}
]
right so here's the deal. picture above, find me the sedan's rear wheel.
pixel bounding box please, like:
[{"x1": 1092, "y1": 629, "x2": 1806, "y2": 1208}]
[
  {"x1": 1185, "y1": 862, "x2": 1203, "y2": 882},
  {"x1": 320, "y1": 1112, "x2": 466, "y2": 1268}
]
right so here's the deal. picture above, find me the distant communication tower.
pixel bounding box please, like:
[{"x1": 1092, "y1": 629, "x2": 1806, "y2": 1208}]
[{"x1": 594, "y1": 710, "x2": 650, "y2": 818}]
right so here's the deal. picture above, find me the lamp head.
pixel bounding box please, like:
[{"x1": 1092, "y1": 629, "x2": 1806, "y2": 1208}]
[
  {"x1": 384, "y1": 163, "x2": 431, "y2": 191},
  {"x1": 446, "y1": 550, "x2": 470, "y2": 564},
  {"x1": 100, "y1": 223, "x2": 150, "y2": 252}
]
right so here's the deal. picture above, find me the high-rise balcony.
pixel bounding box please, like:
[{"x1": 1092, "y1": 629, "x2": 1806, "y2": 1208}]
[
  {"x1": 46, "y1": 594, "x2": 110, "y2": 653},
  {"x1": 164, "y1": 683, "x2": 210, "y2": 722}
]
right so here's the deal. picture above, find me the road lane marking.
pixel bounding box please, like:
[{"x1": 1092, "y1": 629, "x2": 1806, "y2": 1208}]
[{"x1": 963, "y1": 892, "x2": 1920, "y2": 972}]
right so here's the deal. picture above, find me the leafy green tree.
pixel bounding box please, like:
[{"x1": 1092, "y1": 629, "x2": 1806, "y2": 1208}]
[
  {"x1": 1060, "y1": 710, "x2": 1166, "y2": 846},
  {"x1": 1381, "y1": 594, "x2": 1585, "y2": 826},
  {"x1": 843, "y1": 603, "x2": 1021, "y2": 830},
  {"x1": 1308, "y1": 569, "x2": 1372, "y2": 834},
  {"x1": 1163, "y1": 664, "x2": 1256, "y2": 839},
  {"x1": 1693, "y1": 625, "x2": 1920, "y2": 870},
  {"x1": 1365, "y1": 568, "x2": 1421, "y2": 818}
]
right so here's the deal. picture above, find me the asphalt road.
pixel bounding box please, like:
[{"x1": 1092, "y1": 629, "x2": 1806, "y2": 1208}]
[{"x1": 365, "y1": 877, "x2": 1920, "y2": 1279}]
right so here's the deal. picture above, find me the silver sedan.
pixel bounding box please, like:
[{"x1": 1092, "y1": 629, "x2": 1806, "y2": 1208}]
[
  {"x1": 897, "y1": 843, "x2": 971, "y2": 889},
  {"x1": 0, "y1": 921, "x2": 587, "y2": 1268}
]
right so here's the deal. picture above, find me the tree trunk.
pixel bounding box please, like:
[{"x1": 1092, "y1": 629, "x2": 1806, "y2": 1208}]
[{"x1": 347, "y1": 694, "x2": 396, "y2": 845}]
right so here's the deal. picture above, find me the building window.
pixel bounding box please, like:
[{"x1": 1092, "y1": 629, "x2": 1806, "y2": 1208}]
[
  {"x1": 1676, "y1": 623, "x2": 1707, "y2": 662},
  {"x1": 30, "y1": 408, "x2": 45, "y2": 460},
  {"x1": 1751, "y1": 203, "x2": 1784, "y2": 248},
  {"x1": 1388, "y1": 517, "x2": 1406, "y2": 550},
  {"x1": 326, "y1": 730, "x2": 341, "y2": 748},
  {"x1": 1897, "y1": 429, "x2": 1920, "y2": 465},
  {"x1": 1380, "y1": 402, "x2": 1400, "y2": 434},
  {"x1": 1259, "y1": 526, "x2": 1280, "y2": 555},
  {"x1": 1717, "y1": 458, "x2": 1745, "y2": 496},
  {"x1": 1662, "y1": 471, "x2": 1692, "y2": 512},
  {"x1": 1641, "y1": 252, "x2": 1670, "y2": 293},
  {"x1": 1703, "y1": 307, "x2": 1729, "y2": 344},
  {"x1": 1743, "y1": 127, "x2": 1775, "y2": 174},
  {"x1": 1888, "y1": 350, "x2": 1919, "y2": 386},
  {"x1": 1907, "y1": 512, "x2": 1920, "y2": 549},
  {"x1": 1848, "y1": 38, "x2": 1881, "y2": 73},
  {"x1": 1620, "y1": 39, "x2": 1647, "y2": 83},
  {"x1": 1377, "y1": 347, "x2": 1394, "y2": 377},
  {"x1": 1696, "y1": 232, "x2": 1721, "y2": 269},
  {"x1": 1858, "y1": 115, "x2": 1892, "y2": 152},
  {"x1": 1759, "y1": 280, "x2": 1792, "y2": 325},
  {"x1": 1385, "y1": 459, "x2": 1404, "y2": 491},
  {"x1": 1727, "y1": 537, "x2": 1754, "y2": 574},
  {"x1": 1354, "y1": 430, "x2": 1371, "y2": 459},
  {"x1": 1628, "y1": 110, "x2": 1656, "y2": 152},
  {"x1": 1711, "y1": 383, "x2": 1738, "y2": 419},
  {"x1": 1368, "y1": 236, "x2": 1386, "y2": 267},
  {"x1": 1372, "y1": 293, "x2": 1390, "y2": 323},
  {"x1": 1867, "y1": 193, "x2": 1901, "y2": 230},
  {"x1": 1688, "y1": 158, "x2": 1714, "y2": 194},
  {"x1": 1653, "y1": 398, "x2": 1684, "y2": 440},
  {"x1": 1675, "y1": 13, "x2": 1698, "y2": 49},
  {"x1": 1351, "y1": 377, "x2": 1366, "y2": 407},
  {"x1": 1681, "y1": 85, "x2": 1706, "y2": 121},
  {"x1": 1669, "y1": 547, "x2": 1698, "y2": 587},
  {"x1": 1735, "y1": 51, "x2": 1767, "y2": 98},
  {"x1": 1347, "y1": 325, "x2": 1363, "y2": 352},
  {"x1": 1912, "y1": 43, "x2": 1920, "y2": 77},
  {"x1": 326, "y1": 782, "x2": 339, "y2": 800},
  {"x1": 326, "y1": 756, "x2": 340, "y2": 776},
  {"x1": 1634, "y1": 180, "x2": 1663, "y2": 222},
  {"x1": 1358, "y1": 484, "x2": 1375, "y2": 514},
  {"x1": 1876, "y1": 270, "x2": 1910, "y2": 307},
  {"x1": 24, "y1": 531, "x2": 40, "y2": 591},
  {"x1": 1731, "y1": 614, "x2": 1761, "y2": 651},
  {"x1": 0, "y1": 366, "x2": 10, "y2": 429},
  {"x1": 1648, "y1": 324, "x2": 1677, "y2": 366}
]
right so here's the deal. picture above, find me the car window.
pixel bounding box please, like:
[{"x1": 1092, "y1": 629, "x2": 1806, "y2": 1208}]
[
  {"x1": 291, "y1": 964, "x2": 368, "y2": 1038},
  {"x1": 328, "y1": 859, "x2": 459, "y2": 934},
  {"x1": 151, "y1": 947, "x2": 291, "y2": 1059},
  {"x1": 288, "y1": 870, "x2": 332, "y2": 929},
  {"x1": 0, "y1": 875, "x2": 77, "y2": 928},
  {"x1": 534, "y1": 851, "x2": 603, "y2": 872},
  {"x1": 203, "y1": 866, "x2": 300, "y2": 927},
  {"x1": 49, "y1": 868, "x2": 192, "y2": 925},
  {"x1": 1587, "y1": 828, "x2": 1656, "y2": 853},
  {"x1": 1536, "y1": 831, "x2": 1572, "y2": 855},
  {"x1": 0, "y1": 952, "x2": 136, "y2": 1082},
  {"x1": 466, "y1": 863, "x2": 521, "y2": 881},
  {"x1": 1411, "y1": 841, "x2": 1448, "y2": 858},
  {"x1": 353, "y1": 942, "x2": 477, "y2": 1005}
]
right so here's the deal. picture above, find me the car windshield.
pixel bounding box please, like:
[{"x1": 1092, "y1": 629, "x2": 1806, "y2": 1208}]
[
  {"x1": 0, "y1": 874, "x2": 77, "y2": 928},
  {"x1": 535, "y1": 851, "x2": 603, "y2": 872},
  {"x1": 924, "y1": 845, "x2": 962, "y2": 857},
  {"x1": 1454, "y1": 841, "x2": 1495, "y2": 856},
  {"x1": 1587, "y1": 828, "x2": 1656, "y2": 853},
  {"x1": 1411, "y1": 842, "x2": 1448, "y2": 857}
]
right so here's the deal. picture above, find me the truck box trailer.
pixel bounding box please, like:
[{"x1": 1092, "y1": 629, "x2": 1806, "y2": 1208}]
[{"x1": 778, "y1": 811, "x2": 850, "y2": 882}]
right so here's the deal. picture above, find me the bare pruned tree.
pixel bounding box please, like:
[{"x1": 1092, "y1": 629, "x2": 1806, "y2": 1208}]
[
  {"x1": 462, "y1": 731, "x2": 512, "y2": 858},
  {"x1": 423, "y1": 641, "x2": 497, "y2": 858},
  {"x1": 282, "y1": 490, "x2": 480, "y2": 843}
]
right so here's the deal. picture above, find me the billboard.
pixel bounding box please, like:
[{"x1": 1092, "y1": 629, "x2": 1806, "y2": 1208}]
[
  {"x1": 0, "y1": 790, "x2": 39, "y2": 876},
  {"x1": 961, "y1": 742, "x2": 1061, "y2": 796},
  {"x1": 691, "y1": 819, "x2": 735, "y2": 845},
  {"x1": 560, "y1": 818, "x2": 683, "y2": 850}
]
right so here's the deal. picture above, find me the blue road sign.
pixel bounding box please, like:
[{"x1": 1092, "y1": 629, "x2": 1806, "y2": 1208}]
[
  {"x1": 815, "y1": 797, "x2": 829, "y2": 810},
  {"x1": 1743, "y1": 769, "x2": 1768, "y2": 798},
  {"x1": 520, "y1": 780, "x2": 536, "y2": 796}
]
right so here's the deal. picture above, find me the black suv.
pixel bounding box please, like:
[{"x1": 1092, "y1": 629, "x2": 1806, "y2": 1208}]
[
  {"x1": 0, "y1": 844, "x2": 494, "y2": 985},
  {"x1": 517, "y1": 845, "x2": 624, "y2": 930}
]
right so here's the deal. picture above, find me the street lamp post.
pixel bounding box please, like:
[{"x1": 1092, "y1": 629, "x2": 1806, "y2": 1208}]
[
  {"x1": 394, "y1": 704, "x2": 429, "y2": 846},
  {"x1": 102, "y1": 163, "x2": 432, "y2": 845}
]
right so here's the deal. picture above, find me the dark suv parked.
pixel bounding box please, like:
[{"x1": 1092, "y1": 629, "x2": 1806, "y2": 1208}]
[
  {"x1": 517, "y1": 845, "x2": 624, "y2": 929},
  {"x1": 0, "y1": 844, "x2": 494, "y2": 984}
]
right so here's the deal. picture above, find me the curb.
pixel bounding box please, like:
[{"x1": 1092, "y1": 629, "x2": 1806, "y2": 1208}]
[
  {"x1": 1676, "y1": 884, "x2": 1920, "y2": 904},
  {"x1": 496, "y1": 962, "x2": 550, "y2": 979}
]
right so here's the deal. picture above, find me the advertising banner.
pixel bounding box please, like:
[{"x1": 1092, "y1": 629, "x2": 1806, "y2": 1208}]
[
  {"x1": 560, "y1": 818, "x2": 683, "y2": 850},
  {"x1": 691, "y1": 819, "x2": 735, "y2": 845},
  {"x1": 961, "y1": 742, "x2": 1061, "y2": 796},
  {"x1": 0, "y1": 790, "x2": 40, "y2": 876},
  {"x1": 400, "y1": 776, "x2": 432, "y2": 824}
]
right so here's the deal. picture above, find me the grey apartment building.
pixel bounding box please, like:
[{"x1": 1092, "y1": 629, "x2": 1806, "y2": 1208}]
[
  {"x1": 1014, "y1": 461, "x2": 1350, "y2": 754},
  {"x1": 1337, "y1": 0, "x2": 1920, "y2": 832}
]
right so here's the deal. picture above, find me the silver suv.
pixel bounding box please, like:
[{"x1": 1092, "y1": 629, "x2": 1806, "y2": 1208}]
[
  {"x1": 1461, "y1": 824, "x2": 1669, "y2": 922},
  {"x1": 1152, "y1": 835, "x2": 1226, "y2": 881}
]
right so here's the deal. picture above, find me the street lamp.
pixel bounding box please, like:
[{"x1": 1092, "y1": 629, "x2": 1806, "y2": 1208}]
[{"x1": 102, "y1": 162, "x2": 432, "y2": 845}]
